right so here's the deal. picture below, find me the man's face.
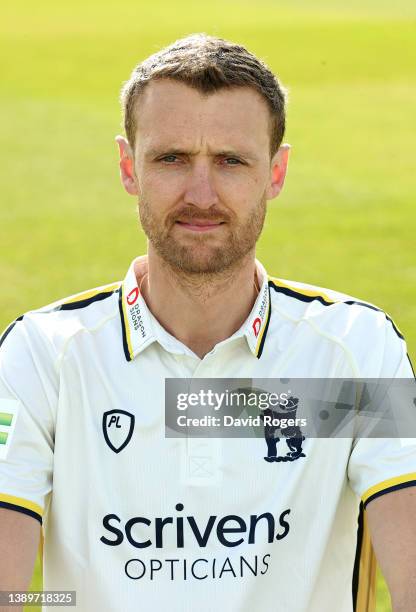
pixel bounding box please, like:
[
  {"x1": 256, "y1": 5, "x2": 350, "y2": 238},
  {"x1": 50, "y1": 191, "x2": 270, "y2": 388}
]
[{"x1": 119, "y1": 79, "x2": 288, "y2": 274}]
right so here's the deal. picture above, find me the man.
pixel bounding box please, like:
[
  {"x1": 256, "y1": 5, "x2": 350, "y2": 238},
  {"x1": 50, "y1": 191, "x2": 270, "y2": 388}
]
[{"x1": 0, "y1": 34, "x2": 415, "y2": 612}]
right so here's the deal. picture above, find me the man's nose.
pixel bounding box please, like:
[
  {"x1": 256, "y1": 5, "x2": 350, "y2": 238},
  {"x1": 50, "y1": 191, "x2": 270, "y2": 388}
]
[{"x1": 183, "y1": 160, "x2": 219, "y2": 209}]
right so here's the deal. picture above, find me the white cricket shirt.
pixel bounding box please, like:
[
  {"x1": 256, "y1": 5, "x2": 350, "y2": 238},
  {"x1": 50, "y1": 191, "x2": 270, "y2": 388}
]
[{"x1": 0, "y1": 255, "x2": 415, "y2": 612}]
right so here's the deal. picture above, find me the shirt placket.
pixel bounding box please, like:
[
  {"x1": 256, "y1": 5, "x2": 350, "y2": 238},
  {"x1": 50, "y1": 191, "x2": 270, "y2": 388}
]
[{"x1": 171, "y1": 352, "x2": 223, "y2": 488}]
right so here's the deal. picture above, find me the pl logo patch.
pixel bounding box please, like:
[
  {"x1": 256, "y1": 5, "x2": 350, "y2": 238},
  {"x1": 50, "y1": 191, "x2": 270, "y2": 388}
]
[{"x1": 103, "y1": 409, "x2": 135, "y2": 454}]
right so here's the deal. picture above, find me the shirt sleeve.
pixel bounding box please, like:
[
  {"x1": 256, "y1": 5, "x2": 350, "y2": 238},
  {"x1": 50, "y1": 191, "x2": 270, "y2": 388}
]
[
  {"x1": 348, "y1": 315, "x2": 416, "y2": 508},
  {"x1": 0, "y1": 316, "x2": 56, "y2": 524}
]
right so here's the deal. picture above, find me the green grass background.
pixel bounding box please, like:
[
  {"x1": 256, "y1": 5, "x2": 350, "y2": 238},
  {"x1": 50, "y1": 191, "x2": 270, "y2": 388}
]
[{"x1": 1, "y1": 1, "x2": 415, "y2": 610}]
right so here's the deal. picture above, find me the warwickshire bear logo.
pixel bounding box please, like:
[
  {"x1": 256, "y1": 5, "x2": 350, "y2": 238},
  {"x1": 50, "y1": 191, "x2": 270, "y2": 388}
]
[
  {"x1": 261, "y1": 396, "x2": 306, "y2": 463},
  {"x1": 103, "y1": 410, "x2": 135, "y2": 453}
]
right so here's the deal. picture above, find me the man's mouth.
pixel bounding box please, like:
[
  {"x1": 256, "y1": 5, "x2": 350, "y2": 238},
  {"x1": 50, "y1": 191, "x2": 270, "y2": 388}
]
[{"x1": 175, "y1": 219, "x2": 225, "y2": 232}]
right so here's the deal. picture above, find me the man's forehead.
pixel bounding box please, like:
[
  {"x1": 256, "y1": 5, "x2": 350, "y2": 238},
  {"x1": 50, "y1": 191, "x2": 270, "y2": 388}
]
[
  {"x1": 138, "y1": 77, "x2": 268, "y2": 109},
  {"x1": 135, "y1": 79, "x2": 271, "y2": 154}
]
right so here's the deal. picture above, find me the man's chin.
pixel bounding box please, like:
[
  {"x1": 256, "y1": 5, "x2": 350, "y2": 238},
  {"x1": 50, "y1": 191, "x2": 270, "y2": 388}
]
[{"x1": 155, "y1": 243, "x2": 240, "y2": 275}]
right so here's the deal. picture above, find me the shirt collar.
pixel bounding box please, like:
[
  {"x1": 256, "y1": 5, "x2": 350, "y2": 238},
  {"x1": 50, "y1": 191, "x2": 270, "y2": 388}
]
[
  {"x1": 119, "y1": 256, "x2": 271, "y2": 361},
  {"x1": 242, "y1": 260, "x2": 271, "y2": 358}
]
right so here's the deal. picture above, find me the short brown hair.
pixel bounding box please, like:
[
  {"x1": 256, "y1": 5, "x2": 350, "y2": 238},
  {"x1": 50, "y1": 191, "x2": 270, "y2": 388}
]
[{"x1": 120, "y1": 33, "x2": 287, "y2": 158}]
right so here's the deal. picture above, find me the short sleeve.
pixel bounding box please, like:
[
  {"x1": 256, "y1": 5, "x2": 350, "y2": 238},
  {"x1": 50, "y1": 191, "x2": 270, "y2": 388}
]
[
  {"x1": 0, "y1": 317, "x2": 56, "y2": 524},
  {"x1": 348, "y1": 317, "x2": 416, "y2": 508}
]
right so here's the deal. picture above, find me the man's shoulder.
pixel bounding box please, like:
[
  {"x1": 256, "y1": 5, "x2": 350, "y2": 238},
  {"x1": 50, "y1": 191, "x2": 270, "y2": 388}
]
[
  {"x1": 35, "y1": 280, "x2": 123, "y2": 324},
  {"x1": 267, "y1": 275, "x2": 403, "y2": 342},
  {"x1": 268, "y1": 275, "x2": 367, "y2": 306},
  {"x1": 0, "y1": 280, "x2": 122, "y2": 359}
]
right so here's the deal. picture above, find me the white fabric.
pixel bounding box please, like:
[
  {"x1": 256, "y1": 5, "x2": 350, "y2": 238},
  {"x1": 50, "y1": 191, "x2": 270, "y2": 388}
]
[{"x1": 0, "y1": 256, "x2": 414, "y2": 612}]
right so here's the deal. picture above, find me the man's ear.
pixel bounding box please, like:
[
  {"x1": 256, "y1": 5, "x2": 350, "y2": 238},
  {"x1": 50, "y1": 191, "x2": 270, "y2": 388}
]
[
  {"x1": 266, "y1": 143, "x2": 291, "y2": 200},
  {"x1": 115, "y1": 135, "x2": 139, "y2": 196}
]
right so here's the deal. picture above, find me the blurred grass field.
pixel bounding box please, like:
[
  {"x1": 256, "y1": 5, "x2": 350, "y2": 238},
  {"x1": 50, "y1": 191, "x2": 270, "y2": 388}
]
[{"x1": 1, "y1": 1, "x2": 415, "y2": 610}]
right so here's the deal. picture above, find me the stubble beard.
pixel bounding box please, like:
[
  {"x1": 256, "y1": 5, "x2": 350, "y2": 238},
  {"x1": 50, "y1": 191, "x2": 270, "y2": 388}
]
[{"x1": 138, "y1": 195, "x2": 267, "y2": 277}]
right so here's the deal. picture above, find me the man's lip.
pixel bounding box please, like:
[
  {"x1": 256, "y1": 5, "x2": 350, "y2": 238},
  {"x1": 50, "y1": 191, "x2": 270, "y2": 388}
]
[
  {"x1": 175, "y1": 220, "x2": 225, "y2": 232},
  {"x1": 175, "y1": 220, "x2": 224, "y2": 226}
]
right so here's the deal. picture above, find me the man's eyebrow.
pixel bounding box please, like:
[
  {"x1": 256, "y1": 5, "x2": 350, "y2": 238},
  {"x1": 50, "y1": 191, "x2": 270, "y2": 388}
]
[
  {"x1": 215, "y1": 149, "x2": 259, "y2": 161},
  {"x1": 145, "y1": 148, "x2": 189, "y2": 159},
  {"x1": 145, "y1": 147, "x2": 259, "y2": 161}
]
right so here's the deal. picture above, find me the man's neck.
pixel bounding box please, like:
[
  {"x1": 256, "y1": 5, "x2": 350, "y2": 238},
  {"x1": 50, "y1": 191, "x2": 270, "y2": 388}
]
[{"x1": 136, "y1": 249, "x2": 260, "y2": 359}]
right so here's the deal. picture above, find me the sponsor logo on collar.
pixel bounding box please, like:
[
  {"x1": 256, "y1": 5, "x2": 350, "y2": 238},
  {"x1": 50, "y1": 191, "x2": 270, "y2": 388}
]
[
  {"x1": 252, "y1": 317, "x2": 262, "y2": 338},
  {"x1": 120, "y1": 267, "x2": 154, "y2": 361},
  {"x1": 247, "y1": 282, "x2": 271, "y2": 358},
  {"x1": 127, "y1": 287, "x2": 139, "y2": 306}
]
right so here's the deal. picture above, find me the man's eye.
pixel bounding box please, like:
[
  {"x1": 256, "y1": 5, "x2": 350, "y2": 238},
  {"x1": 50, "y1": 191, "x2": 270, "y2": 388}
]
[
  {"x1": 160, "y1": 155, "x2": 179, "y2": 163},
  {"x1": 224, "y1": 158, "x2": 242, "y2": 165}
]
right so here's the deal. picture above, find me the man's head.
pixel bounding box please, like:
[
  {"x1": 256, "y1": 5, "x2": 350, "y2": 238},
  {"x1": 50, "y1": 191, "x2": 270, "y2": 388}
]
[
  {"x1": 116, "y1": 34, "x2": 290, "y2": 275},
  {"x1": 120, "y1": 33, "x2": 287, "y2": 160}
]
